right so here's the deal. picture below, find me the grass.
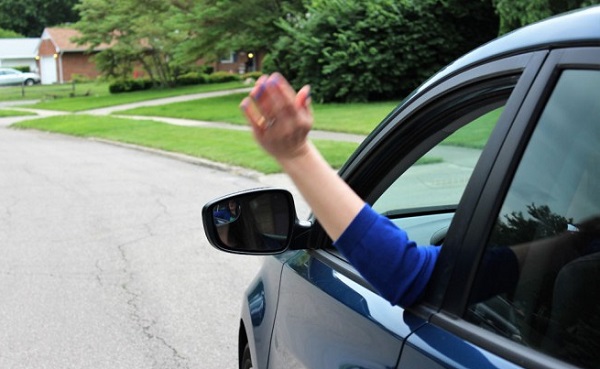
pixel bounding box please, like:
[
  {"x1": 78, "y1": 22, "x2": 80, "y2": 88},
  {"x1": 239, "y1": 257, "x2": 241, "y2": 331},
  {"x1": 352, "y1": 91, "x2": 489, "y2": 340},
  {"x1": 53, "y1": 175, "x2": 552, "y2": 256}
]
[
  {"x1": 12, "y1": 115, "x2": 359, "y2": 174},
  {"x1": 118, "y1": 93, "x2": 400, "y2": 135},
  {"x1": 28, "y1": 81, "x2": 248, "y2": 112},
  {"x1": 0, "y1": 109, "x2": 35, "y2": 117},
  {"x1": 0, "y1": 82, "x2": 109, "y2": 102},
  {"x1": 442, "y1": 107, "x2": 503, "y2": 149}
]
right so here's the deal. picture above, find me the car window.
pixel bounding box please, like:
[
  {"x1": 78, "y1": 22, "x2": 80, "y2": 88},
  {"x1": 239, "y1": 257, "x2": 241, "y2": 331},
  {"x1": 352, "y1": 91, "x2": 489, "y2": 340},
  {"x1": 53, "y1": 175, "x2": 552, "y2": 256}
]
[
  {"x1": 372, "y1": 105, "x2": 505, "y2": 246},
  {"x1": 465, "y1": 69, "x2": 600, "y2": 368}
]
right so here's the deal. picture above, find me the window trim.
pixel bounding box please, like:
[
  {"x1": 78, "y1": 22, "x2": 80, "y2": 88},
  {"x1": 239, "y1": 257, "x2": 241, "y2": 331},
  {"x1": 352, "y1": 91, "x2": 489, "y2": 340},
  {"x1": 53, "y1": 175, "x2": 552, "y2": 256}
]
[
  {"x1": 435, "y1": 47, "x2": 600, "y2": 369},
  {"x1": 306, "y1": 52, "x2": 549, "y2": 313}
]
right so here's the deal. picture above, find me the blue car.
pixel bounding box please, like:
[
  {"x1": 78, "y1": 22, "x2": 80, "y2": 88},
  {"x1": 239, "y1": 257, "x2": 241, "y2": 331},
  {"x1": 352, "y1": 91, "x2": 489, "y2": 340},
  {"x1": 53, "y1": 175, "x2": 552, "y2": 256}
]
[{"x1": 203, "y1": 6, "x2": 600, "y2": 369}]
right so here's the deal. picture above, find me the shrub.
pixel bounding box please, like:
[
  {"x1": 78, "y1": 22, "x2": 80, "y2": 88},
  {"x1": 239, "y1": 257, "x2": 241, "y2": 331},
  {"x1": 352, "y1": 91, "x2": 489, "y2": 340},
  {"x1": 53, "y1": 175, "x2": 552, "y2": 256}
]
[
  {"x1": 175, "y1": 72, "x2": 208, "y2": 86},
  {"x1": 14, "y1": 66, "x2": 30, "y2": 73},
  {"x1": 242, "y1": 71, "x2": 263, "y2": 80},
  {"x1": 206, "y1": 71, "x2": 241, "y2": 83},
  {"x1": 109, "y1": 79, "x2": 154, "y2": 94},
  {"x1": 271, "y1": 0, "x2": 498, "y2": 102}
]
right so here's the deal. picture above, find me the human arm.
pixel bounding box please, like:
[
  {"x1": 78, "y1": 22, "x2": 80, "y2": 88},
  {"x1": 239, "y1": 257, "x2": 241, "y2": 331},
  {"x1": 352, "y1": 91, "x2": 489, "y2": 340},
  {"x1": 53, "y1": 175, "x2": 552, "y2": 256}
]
[
  {"x1": 240, "y1": 73, "x2": 439, "y2": 306},
  {"x1": 240, "y1": 73, "x2": 364, "y2": 241}
]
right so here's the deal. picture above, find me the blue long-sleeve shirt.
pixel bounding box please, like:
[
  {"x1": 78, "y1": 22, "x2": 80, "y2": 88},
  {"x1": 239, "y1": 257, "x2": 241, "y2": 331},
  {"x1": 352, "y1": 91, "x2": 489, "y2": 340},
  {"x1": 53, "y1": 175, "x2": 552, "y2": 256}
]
[
  {"x1": 334, "y1": 204, "x2": 440, "y2": 307},
  {"x1": 333, "y1": 204, "x2": 520, "y2": 307}
]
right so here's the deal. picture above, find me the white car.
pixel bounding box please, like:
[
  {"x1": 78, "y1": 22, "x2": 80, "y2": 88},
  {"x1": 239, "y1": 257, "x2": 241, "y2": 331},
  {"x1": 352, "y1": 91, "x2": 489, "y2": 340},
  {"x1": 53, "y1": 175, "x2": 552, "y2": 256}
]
[{"x1": 0, "y1": 67, "x2": 41, "y2": 86}]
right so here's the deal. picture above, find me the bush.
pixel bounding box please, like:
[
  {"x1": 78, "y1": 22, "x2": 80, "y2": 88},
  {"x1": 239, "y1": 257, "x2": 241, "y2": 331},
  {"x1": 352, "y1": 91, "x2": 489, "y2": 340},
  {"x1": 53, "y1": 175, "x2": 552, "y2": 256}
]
[
  {"x1": 206, "y1": 71, "x2": 241, "y2": 83},
  {"x1": 109, "y1": 79, "x2": 154, "y2": 94},
  {"x1": 242, "y1": 71, "x2": 263, "y2": 80},
  {"x1": 271, "y1": 0, "x2": 498, "y2": 102},
  {"x1": 13, "y1": 66, "x2": 31, "y2": 73},
  {"x1": 175, "y1": 72, "x2": 208, "y2": 86}
]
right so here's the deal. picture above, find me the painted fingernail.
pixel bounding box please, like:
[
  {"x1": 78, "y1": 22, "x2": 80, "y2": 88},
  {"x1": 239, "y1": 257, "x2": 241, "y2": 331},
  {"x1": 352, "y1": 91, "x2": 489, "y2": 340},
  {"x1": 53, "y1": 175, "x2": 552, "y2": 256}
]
[
  {"x1": 252, "y1": 82, "x2": 266, "y2": 100},
  {"x1": 269, "y1": 74, "x2": 280, "y2": 86}
]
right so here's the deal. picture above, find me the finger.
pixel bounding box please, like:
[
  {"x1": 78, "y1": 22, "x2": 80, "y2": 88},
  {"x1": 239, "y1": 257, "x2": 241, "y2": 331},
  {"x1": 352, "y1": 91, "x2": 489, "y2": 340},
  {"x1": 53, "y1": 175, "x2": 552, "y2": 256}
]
[
  {"x1": 249, "y1": 74, "x2": 269, "y2": 102},
  {"x1": 296, "y1": 85, "x2": 312, "y2": 111},
  {"x1": 259, "y1": 73, "x2": 297, "y2": 119},
  {"x1": 240, "y1": 97, "x2": 266, "y2": 131}
]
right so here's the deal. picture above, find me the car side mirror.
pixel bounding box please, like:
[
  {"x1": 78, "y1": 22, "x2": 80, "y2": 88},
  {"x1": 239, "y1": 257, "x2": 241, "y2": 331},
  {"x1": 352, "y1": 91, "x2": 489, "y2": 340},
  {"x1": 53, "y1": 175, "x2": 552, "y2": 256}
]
[{"x1": 202, "y1": 189, "x2": 302, "y2": 254}]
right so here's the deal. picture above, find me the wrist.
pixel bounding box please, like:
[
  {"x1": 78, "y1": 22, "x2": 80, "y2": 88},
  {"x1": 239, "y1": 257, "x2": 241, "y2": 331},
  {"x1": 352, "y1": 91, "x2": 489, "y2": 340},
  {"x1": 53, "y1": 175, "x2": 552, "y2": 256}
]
[{"x1": 277, "y1": 141, "x2": 318, "y2": 173}]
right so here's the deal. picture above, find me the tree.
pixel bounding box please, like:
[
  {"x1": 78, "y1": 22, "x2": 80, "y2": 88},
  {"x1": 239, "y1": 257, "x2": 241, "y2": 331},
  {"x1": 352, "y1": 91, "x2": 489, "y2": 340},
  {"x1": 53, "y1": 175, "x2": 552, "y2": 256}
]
[
  {"x1": 0, "y1": 27, "x2": 22, "y2": 38},
  {"x1": 74, "y1": 0, "x2": 181, "y2": 86},
  {"x1": 491, "y1": 204, "x2": 573, "y2": 246},
  {"x1": 494, "y1": 0, "x2": 600, "y2": 34},
  {"x1": 269, "y1": 0, "x2": 498, "y2": 102},
  {"x1": 169, "y1": 0, "x2": 304, "y2": 67},
  {"x1": 0, "y1": 0, "x2": 79, "y2": 37}
]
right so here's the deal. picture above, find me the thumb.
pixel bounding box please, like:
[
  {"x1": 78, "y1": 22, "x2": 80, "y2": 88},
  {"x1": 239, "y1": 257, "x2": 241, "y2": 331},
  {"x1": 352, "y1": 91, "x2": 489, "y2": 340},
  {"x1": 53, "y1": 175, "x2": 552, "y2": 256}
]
[{"x1": 296, "y1": 85, "x2": 312, "y2": 111}]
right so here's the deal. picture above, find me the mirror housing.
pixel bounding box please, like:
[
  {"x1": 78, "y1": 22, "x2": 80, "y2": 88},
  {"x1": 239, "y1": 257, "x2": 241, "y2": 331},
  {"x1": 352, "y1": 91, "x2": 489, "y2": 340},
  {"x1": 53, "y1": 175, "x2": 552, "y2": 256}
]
[{"x1": 202, "y1": 188, "x2": 310, "y2": 254}]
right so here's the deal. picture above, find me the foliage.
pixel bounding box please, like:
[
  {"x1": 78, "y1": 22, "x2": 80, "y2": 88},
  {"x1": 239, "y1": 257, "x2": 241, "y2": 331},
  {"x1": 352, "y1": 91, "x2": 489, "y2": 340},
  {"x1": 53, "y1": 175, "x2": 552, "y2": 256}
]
[
  {"x1": 175, "y1": 72, "x2": 208, "y2": 86},
  {"x1": 0, "y1": 27, "x2": 22, "y2": 38},
  {"x1": 205, "y1": 72, "x2": 241, "y2": 84},
  {"x1": 74, "y1": 0, "x2": 182, "y2": 87},
  {"x1": 494, "y1": 0, "x2": 600, "y2": 34},
  {"x1": 242, "y1": 72, "x2": 263, "y2": 81},
  {"x1": 270, "y1": 0, "x2": 498, "y2": 102},
  {"x1": 108, "y1": 79, "x2": 154, "y2": 94},
  {"x1": 0, "y1": 0, "x2": 79, "y2": 37},
  {"x1": 12, "y1": 66, "x2": 31, "y2": 73},
  {"x1": 169, "y1": 0, "x2": 305, "y2": 66},
  {"x1": 491, "y1": 203, "x2": 573, "y2": 246}
]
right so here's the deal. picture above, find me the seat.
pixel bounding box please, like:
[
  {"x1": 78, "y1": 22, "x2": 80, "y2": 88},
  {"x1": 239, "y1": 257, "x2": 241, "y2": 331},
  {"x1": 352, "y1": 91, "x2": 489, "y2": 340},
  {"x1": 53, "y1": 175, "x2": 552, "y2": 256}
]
[{"x1": 543, "y1": 251, "x2": 600, "y2": 368}]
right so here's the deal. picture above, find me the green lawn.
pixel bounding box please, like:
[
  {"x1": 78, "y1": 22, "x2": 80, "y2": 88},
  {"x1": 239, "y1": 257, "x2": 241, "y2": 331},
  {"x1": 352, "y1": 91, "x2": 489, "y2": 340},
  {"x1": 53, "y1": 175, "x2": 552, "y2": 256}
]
[
  {"x1": 0, "y1": 109, "x2": 35, "y2": 117},
  {"x1": 12, "y1": 115, "x2": 359, "y2": 174},
  {"x1": 27, "y1": 81, "x2": 248, "y2": 112},
  {"x1": 118, "y1": 93, "x2": 400, "y2": 135},
  {"x1": 0, "y1": 82, "x2": 109, "y2": 102},
  {"x1": 442, "y1": 107, "x2": 503, "y2": 149}
]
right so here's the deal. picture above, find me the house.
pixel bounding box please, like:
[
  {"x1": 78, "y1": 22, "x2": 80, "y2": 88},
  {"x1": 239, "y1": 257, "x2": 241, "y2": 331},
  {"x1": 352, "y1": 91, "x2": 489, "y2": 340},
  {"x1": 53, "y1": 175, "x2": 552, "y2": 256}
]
[
  {"x1": 36, "y1": 27, "x2": 107, "y2": 84},
  {"x1": 0, "y1": 38, "x2": 40, "y2": 72},
  {"x1": 215, "y1": 50, "x2": 263, "y2": 74}
]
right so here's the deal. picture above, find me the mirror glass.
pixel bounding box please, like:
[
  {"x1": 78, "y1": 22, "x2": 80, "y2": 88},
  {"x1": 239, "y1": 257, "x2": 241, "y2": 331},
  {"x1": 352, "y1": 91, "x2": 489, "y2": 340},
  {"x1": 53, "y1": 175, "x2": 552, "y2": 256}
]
[{"x1": 207, "y1": 190, "x2": 293, "y2": 253}]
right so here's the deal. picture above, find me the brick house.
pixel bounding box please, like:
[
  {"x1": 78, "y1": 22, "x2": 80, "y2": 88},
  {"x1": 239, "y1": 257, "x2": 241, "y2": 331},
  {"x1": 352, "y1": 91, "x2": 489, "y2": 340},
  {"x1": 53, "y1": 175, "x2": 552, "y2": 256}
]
[
  {"x1": 214, "y1": 50, "x2": 263, "y2": 74},
  {"x1": 36, "y1": 27, "x2": 107, "y2": 84}
]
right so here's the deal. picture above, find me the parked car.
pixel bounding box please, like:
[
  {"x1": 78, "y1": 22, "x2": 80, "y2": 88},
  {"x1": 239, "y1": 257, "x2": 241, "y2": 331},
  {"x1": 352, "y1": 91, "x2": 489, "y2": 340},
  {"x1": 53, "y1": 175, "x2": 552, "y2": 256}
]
[
  {"x1": 203, "y1": 6, "x2": 600, "y2": 369},
  {"x1": 0, "y1": 67, "x2": 41, "y2": 86}
]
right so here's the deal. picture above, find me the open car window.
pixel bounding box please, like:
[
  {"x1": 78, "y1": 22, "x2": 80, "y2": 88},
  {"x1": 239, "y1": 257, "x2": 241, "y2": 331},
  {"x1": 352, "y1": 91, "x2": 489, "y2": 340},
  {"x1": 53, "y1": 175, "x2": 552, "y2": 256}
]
[{"x1": 371, "y1": 102, "x2": 507, "y2": 247}]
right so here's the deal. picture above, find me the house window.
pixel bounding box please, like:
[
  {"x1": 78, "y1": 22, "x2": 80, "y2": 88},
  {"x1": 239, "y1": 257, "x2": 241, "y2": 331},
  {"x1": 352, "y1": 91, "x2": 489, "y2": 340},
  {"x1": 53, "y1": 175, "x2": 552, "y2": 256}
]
[{"x1": 220, "y1": 51, "x2": 237, "y2": 64}]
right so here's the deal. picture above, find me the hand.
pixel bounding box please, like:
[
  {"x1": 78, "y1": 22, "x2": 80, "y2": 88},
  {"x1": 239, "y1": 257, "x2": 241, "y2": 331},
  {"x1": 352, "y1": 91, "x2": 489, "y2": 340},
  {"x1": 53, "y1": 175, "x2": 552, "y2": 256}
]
[{"x1": 240, "y1": 73, "x2": 312, "y2": 162}]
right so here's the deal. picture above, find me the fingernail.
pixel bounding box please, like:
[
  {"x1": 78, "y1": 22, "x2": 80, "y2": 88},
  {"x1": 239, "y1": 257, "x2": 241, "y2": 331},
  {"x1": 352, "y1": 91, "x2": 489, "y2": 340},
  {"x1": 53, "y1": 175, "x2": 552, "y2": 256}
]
[
  {"x1": 269, "y1": 74, "x2": 280, "y2": 86},
  {"x1": 252, "y1": 82, "x2": 266, "y2": 100},
  {"x1": 239, "y1": 99, "x2": 249, "y2": 110}
]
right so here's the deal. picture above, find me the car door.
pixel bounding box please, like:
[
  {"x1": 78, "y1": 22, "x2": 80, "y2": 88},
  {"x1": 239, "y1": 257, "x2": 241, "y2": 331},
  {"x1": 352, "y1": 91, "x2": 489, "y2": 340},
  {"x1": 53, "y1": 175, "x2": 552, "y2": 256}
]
[
  {"x1": 267, "y1": 51, "x2": 547, "y2": 369},
  {"x1": 401, "y1": 47, "x2": 600, "y2": 369}
]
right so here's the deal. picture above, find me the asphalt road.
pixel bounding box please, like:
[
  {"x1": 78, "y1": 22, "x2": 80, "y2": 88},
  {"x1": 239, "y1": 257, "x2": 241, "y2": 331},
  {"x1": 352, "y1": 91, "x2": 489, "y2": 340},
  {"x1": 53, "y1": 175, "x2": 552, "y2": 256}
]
[{"x1": 0, "y1": 124, "x2": 285, "y2": 368}]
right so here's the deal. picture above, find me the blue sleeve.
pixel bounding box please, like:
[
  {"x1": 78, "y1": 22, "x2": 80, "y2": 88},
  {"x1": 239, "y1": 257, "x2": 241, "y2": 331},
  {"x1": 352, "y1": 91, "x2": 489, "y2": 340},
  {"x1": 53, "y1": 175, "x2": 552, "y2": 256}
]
[{"x1": 333, "y1": 204, "x2": 440, "y2": 307}]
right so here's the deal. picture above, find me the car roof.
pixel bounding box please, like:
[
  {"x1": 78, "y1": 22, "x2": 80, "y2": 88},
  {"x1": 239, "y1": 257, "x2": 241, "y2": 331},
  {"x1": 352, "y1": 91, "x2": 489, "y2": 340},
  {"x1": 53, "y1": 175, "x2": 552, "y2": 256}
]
[{"x1": 415, "y1": 5, "x2": 600, "y2": 95}]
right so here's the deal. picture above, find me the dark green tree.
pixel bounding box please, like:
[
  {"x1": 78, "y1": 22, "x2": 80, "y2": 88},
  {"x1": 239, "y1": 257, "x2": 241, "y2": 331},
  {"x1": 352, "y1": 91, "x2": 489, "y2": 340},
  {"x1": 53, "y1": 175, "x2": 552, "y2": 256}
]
[
  {"x1": 74, "y1": 0, "x2": 180, "y2": 86},
  {"x1": 0, "y1": 27, "x2": 22, "y2": 38},
  {"x1": 491, "y1": 203, "x2": 573, "y2": 246},
  {"x1": 268, "y1": 0, "x2": 498, "y2": 102},
  {"x1": 494, "y1": 0, "x2": 600, "y2": 34},
  {"x1": 0, "y1": 0, "x2": 79, "y2": 37},
  {"x1": 169, "y1": 0, "x2": 305, "y2": 66}
]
